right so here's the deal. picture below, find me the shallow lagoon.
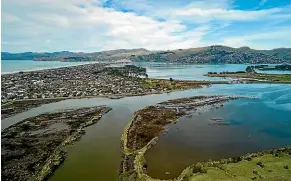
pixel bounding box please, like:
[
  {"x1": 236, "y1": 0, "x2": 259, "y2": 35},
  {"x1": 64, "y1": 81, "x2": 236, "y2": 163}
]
[{"x1": 2, "y1": 84, "x2": 291, "y2": 181}]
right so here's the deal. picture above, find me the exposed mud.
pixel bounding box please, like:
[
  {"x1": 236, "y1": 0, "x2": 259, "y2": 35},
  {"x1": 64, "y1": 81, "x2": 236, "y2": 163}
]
[
  {"x1": 1, "y1": 106, "x2": 111, "y2": 181},
  {"x1": 126, "y1": 106, "x2": 177, "y2": 151}
]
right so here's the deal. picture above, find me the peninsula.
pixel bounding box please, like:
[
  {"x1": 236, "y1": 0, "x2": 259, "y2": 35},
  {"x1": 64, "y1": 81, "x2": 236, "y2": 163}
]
[
  {"x1": 1, "y1": 63, "x2": 219, "y2": 119},
  {"x1": 119, "y1": 96, "x2": 248, "y2": 180},
  {"x1": 1, "y1": 63, "x2": 210, "y2": 104}
]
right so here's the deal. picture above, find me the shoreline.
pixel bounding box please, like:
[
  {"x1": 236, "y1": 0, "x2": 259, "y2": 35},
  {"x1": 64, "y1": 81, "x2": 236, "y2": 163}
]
[
  {"x1": 205, "y1": 72, "x2": 291, "y2": 84},
  {"x1": 2, "y1": 77, "x2": 286, "y2": 121},
  {"x1": 1, "y1": 106, "x2": 112, "y2": 181},
  {"x1": 1, "y1": 85, "x2": 207, "y2": 121},
  {"x1": 2, "y1": 62, "x2": 290, "y2": 180},
  {"x1": 1, "y1": 61, "x2": 287, "y2": 75},
  {"x1": 119, "y1": 95, "x2": 291, "y2": 181},
  {"x1": 1, "y1": 61, "x2": 105, "y2": 75},
  {"x1": 2, "y1": 64, "x2": 210, "y2": 104},
  {"x1": 178, "y1": 146, "x2": 291, "y2": 181},
  {"x1": 119, "y1": 95, "x2": 254, "y2": 181}
]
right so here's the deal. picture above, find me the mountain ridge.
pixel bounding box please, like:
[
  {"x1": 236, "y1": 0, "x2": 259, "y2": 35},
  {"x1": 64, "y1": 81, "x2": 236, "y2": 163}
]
[
  {"x1": 2, "y1": 46, "x2": 291, "y2": 64},
  {"x1": 129, "y1": 45, "x2": 291, "y2": 64}
]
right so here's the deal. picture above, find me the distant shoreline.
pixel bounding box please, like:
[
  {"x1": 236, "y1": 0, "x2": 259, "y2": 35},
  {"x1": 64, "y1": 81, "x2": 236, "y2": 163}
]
[
  {"x1": 1, "y1": 61, "x2": 282, "y2": 75},
  {"x1": 1, "y1": 61, "x2": 104, "y2": 75}
]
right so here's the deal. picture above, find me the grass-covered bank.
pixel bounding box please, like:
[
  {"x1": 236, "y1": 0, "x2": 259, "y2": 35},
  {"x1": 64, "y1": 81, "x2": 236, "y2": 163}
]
[{"x1": 179, "y1": 147, "x2": 291, "y2": 181}]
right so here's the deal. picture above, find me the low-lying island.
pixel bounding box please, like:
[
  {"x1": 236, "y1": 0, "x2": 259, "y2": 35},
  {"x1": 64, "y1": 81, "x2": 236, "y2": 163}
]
[{"x1": 1, "y1": 106, "x2": 111, "y2": 181}]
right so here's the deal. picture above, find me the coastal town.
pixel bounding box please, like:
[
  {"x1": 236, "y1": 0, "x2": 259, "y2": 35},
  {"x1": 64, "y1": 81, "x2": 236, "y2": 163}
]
[
  {"x1": 1, "y1": 63, "x2": 208, "y2": 105},
  {"x1": 1, "y1": 63, "x2": 153, "y2": 104}
]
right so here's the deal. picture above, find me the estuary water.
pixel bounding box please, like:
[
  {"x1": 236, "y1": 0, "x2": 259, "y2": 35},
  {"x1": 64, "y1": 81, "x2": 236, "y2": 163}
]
[
  {"x1": 1, "y1": 60, "x2": 96, "y2": 73},
  {"x1": 145, "y1": 85, "x2": 291, "y2": 179},
  {"x1": 2, "y1": 84, "x2": 291, "y2": 181},
  {"x1": 133, "y1": 62, "x2": 291, "y2": 81},
  {"x1": 1, "y1": 62, "x2": 291, "y2": 180},
  {"x1": 3, "y1": 60, "x2": 291, "y2": 76}
]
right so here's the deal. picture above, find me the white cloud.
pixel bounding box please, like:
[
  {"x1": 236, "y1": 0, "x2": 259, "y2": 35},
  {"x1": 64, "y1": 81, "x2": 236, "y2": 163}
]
[
  {"x1": 174, "y1": 7, "x2": 282, "y2": 21},
  {"x1": 1, "y1": 0, "x2": 291, "y2": 52},
  {"x1": 221, "y1": 28, "x2": 291, "y2": 49},
  {"x1": 2, "y1": 0, "x2": 212, "y2": 52}
]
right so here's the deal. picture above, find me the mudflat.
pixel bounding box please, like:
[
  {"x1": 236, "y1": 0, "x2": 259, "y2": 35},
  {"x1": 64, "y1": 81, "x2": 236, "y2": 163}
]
[{"x1": 1, "y1": 106, "x2": 111, "y2": 181}]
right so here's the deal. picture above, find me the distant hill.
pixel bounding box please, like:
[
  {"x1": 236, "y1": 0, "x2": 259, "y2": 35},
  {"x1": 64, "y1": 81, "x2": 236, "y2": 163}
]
[
  {"x1": 2, "y1": 46, "x2": 291, "y2": 64},
  {"x1": 129, "y1": 46, "x2": 291, "y2": 64},
  {"x1": 98, "y1": 48, "x2": 150, "y2": 56},
  {"x1": 260, "y1": 48, "x2": 291, "y2": 60},
  {"x1": 1, "y1": 49, "x2": 150, "y2": 61},
  {"x1": 1, "y1": 51, "x2": 76, "y2": 60}
]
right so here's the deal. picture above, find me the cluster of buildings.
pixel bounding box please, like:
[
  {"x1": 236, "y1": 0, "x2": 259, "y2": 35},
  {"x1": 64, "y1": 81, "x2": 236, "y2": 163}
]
[{"x1": 1, "y1": 63, "x2": 156, "y2": 104}]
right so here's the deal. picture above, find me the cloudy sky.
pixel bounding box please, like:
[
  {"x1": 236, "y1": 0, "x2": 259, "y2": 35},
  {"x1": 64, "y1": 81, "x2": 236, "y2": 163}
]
[{"x1": 2, "y1": 0, "x2": 291, "y2": 52}]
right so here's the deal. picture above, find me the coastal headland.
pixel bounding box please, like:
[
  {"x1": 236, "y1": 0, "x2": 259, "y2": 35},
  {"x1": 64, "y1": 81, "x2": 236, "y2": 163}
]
[
  {"x1": 119, "y1": 95, "x2": 291, "y2": 181},
  {"x1": 1, "y1": 106, "x2": 111, "y2": 181}
]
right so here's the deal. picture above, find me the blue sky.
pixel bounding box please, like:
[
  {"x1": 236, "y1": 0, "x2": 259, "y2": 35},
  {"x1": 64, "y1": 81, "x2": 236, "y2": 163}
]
[{"x1": 2, "y1": 0, "x2": 291, "y2": 52}]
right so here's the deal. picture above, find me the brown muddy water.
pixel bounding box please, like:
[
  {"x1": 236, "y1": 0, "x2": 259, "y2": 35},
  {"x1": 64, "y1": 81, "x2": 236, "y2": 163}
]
[{"x1": 1, "y1": 84, "x2": 291, "y2": 181}]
